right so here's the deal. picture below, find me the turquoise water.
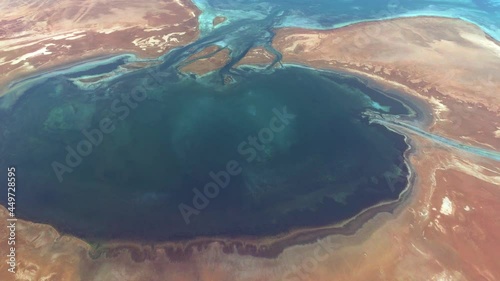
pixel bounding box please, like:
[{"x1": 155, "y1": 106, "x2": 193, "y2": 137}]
[
  {"x1": 0, "y1": 68, "x2": 409, "y2": 240},
  {"x1": 1, "y1": 0, "x2": 496, "y2": 241},
  {"x1": 195, "y1": 0, "x2": 500, "y2": 39}
]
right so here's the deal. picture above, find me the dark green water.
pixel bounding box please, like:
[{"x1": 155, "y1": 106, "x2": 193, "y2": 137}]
[{"x1": 0, "y1": 67, "x2": 409, "y2": 241}]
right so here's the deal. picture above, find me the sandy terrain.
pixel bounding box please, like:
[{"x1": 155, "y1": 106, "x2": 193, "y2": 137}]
[
  {"x1": 0, "y1": 13, "x2": 499, "y2": 281},
  {"x1": 273, "y1": 17, "x2": 500, "y2": 151},
  {"x1": 213, "y1": 16, "x2": 227, "y2": 27},
  {"x1": 180, "y1": 45, "x2": 231, "y2": 75},
  {"x1": 178, "y1": 46, "x2": 276, "y2": 76},
  {"x1": 234, "y1": 47, "x2": 276, "y2": 68},
  {"x1": 0, "y1": 0, "x2": 200, "y2": 95}
]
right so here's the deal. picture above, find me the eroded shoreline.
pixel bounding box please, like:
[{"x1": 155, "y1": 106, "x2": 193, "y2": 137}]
[
  {"x1": 1, "y1": 13, "x2": 499, "y2": 281},
  {"x1": 0, "y1": 64, "x2": 419, "y2": 251}
]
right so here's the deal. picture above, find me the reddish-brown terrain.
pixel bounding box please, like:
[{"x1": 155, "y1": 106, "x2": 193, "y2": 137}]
[
  {"x1": 273, "y1": 17, "x2": 500, "y2": 151},
  {"x1": 0, "y1": 6, "x2": 499, "y2": 281},
  {"x1": 213, "y1": 16, "x2": 227, "y2": 27},
  {"x1": 0, "y1": 0, "x2": 201, "y2": 94},
  {"x1": 180, "y1": 45, "x2": 231, "y2": 75},
  {"x1": 178, "y1": 46, "x2": 277, "y2": 76},
  {"x1": 234, "y1": 47, "x2": 276, "y2": 68}
]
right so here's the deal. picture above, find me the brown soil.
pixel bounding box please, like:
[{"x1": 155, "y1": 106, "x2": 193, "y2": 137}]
[
  {"x1": 0, "y1": 15, "x2": 499, "y2": 281},
  {"x1": 180, "y1": 45, "x2": 231, "y2": 75},
  {"x1": 213, "y1": 16, "x2": 227, "y2": 27},
  {"x1": 0, "y1": 0, "x2": 201, "y2": 95}
]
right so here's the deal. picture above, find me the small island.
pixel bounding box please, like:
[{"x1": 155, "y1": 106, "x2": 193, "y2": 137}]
[{"x1": 213, "y1": 16, "x2": 227, "y2": 27}]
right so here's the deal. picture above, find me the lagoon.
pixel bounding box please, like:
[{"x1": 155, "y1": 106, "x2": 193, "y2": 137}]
[{"x1": 0, "y1": 67, "x2": 410, "y2": 241}]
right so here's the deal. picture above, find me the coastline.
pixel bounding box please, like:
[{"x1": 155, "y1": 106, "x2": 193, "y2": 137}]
[
  {"x1": 0, "y1": 60, "x2": 425, "y2": 258},
  {"x1": 1, "y1": 12, "x2": 499, "y2": 280},
  {"x1": 3, "y1": 13, "x2": 497, "y2": 101},
  {"x1": 280, "y1": 14, "x2": 500, "y2": 41},
  {"x1": 0, "y1": 14, "x2": 489, "y2": 247},
  {"x1": 272, "y1": 16, "x2": 500, "y2": 150},
  {"x1": 0, "y1": 0, "x2": 201, "y2": 99},
  {"x1": 0, "y1": 133, "x2": 416, "y2": 260}
]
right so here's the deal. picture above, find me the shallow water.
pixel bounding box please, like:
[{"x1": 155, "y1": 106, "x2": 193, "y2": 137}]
[{"x1": 195, "y1": 0, "x2": 500, "y2": 39}]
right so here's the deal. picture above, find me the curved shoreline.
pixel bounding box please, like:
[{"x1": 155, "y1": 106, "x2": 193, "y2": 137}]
[
  {"x1": 1, "y1": 63, "x2": 423, "y2": 260},
  {"x1": 1, "y1": 11, "x2": 499, "y2": 280},
  {"x1": 280, "y1": 13, "x2": 500, "y2": 41},
  {"x1": 2, "y1": 14, "x2": 498, "y2": 106},
  {"x1": 0, "y1": 15, "x2": 488, "y2": 253}
]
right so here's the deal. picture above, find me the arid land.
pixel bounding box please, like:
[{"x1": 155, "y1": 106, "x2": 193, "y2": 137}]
[
  {"x1": 273, "y1": 17, "x2": 500, "y2": 151},
  {"x1": 0, "y1": 0, "x2": 200, "y2": 94},
  {"x1": 0, "y1": 5, "x2": 499, "y2": 281},
  {"x1": 179, "y1": 45, "x2": 231, "y2": 75}
]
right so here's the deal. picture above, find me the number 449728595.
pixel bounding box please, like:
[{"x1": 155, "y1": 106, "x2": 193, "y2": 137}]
[{"x1": 7, "y1": 167, "x2": 16, "y2": 217}]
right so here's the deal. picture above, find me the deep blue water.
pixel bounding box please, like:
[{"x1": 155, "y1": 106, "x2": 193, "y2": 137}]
[{"x1": 0, "y1": 68, "x2": 409, "y2": 241}]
